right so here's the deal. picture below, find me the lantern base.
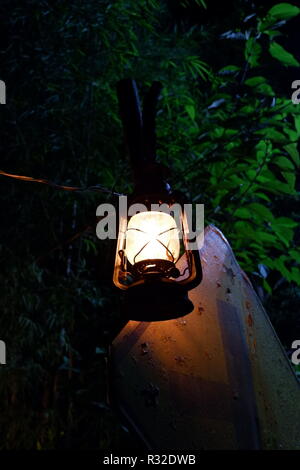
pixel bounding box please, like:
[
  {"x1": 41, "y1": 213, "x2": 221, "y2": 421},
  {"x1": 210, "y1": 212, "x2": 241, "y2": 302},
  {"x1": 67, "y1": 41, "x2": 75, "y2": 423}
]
[{"x1": 122, "y1": 282, "x2": 194, "y2": 321}]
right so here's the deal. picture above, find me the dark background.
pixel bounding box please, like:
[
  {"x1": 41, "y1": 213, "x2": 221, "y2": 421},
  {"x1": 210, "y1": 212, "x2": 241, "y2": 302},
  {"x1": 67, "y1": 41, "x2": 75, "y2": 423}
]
[{"x1": 0, "y1": 0, "x2": 299, "y2": 450}]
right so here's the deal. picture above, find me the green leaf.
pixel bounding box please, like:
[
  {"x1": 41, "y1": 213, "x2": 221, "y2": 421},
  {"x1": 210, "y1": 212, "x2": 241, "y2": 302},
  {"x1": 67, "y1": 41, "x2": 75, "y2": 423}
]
[
  {"x1": 268, "y1": 3, "x2": 300, "y2": 21},
  {"x1": 269, "y1": 41, "x2": 300, "y2": 67},
  {"x1": 282, "y1": 170, "x2": 296, "y2": 189},
  {"x1": 283, "y1": 127, "x2": 298, "y2": 141},
  {"x1": 245, "y1": 76, "x2": 266, "y2": 86},
  {"x1": 284, "y1": 143, "x2": 300, "y2": 166},
  {"x1": 290, "y1": 250, "x2": 300, "y2": 263},
  {"x1": 263, "y1": 30, "x2": 283, "y2": 38},
  {"x1": 290, "y1": 267, "x2": 300, "y2": 285},
  {"x1": 185, "y1": 104, "x2": 195, "y2": 121},
  {"x1": 240, "y1": 105, "x2": 255, "y2": 114},
  {"x1": 273, "y1": 227, "x2": 294, "y2": 246},
  {"x1": 233, "y1": 221, "x2": 256, "y2": 239},
  {"x1": 274, "y1": 156, "x2": 295, "y2": 170},
  {"x1": 245, "y1": 76, "x2": 275, "y2": 96},
  {"x1": 255, "y1": 127, "x2": 288, "y2": 143},
  {"x1": 295, "y1": 114, "x2": 300, "y2": 135},
  {"x1": 255, "y1": 192, "x2": 271, "y2": 202},
  {"x1": 218, "y1": 65, "x2": 241, "y2": 75},
  {"x1": 259, "y1": 3, "x2": 300, "y2": 32},
  {"x1": 245, "y1": 38, "x2": 262, "y2": 67},
  {"x1": 254, "y1": 231, "x2": 278, "y2": 243},
  {"x1": 210, "y1": 127, "x2": 225, "y2": 138},
  {"x1": 272, "y1": 217, "x2": 298, "y2": 228},
  {"x1": 273, "y1": 256, "x2": 292, "y2": 280},
  {"x1": 271, "y1": 217, "x2": 297, "y2": 247},
  {"x1": 256, "y1": 83, "x2": 275, "y2": 96},
  {"x1": 247, "y1": 202, "x2": 274, "y2": 222},
  {"x1": 265, "y1": 180, "x2": 297, "y2": 195},
  {"x1": 255, "y1": 140, "x2": 270, "y2": 163},
  {"x1": 263, "y1": 278, "x2": 272, "y2": 293},
  {"x1": 235, "y1": 208, "x2": 252, "y2": 219}
]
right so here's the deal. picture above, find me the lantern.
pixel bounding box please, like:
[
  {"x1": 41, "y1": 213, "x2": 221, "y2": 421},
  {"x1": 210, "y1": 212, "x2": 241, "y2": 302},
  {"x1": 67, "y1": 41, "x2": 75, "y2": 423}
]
[
  {"x1": 113, "y1": 192, "x2": 202, "y2": 321},
  {"x1": 113, "y1": 79, "x2": 202, "y2": 320}
]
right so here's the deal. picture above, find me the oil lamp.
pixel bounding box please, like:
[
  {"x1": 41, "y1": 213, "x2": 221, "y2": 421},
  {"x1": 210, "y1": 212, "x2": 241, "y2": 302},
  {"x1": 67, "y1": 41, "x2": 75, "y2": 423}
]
[
  {"x1": 113, "y1": 179, "x2": 202, "y2": 321},
  {"x1": 113, "y1": 79, "x2": 202, "y2": 321}
]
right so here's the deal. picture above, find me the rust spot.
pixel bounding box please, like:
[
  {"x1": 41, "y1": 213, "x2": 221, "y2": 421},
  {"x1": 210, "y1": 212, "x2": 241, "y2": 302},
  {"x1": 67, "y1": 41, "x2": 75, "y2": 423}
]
[
  {"x1": 175, "y1": 356, "x2": 186, "y2": 366},
  {"x1": 247, "y1": 313, "x2": 254, "y2": 327},
  {"x1": 141, "y1": 342, "x2": 149, "y2": 355},
  {"x1": 161, "y1": 335, "x2": 175, "y2": 343},
  {"x1": 245, "y1": 300, "x2": 251, "y2": 310},
  {"x1": 224, "y1": 266, "x2": 236, "y2": 283},
  {"x1": 216, "y1": 281, "x2": 222, "y2": 288},
  {"x1": 198, "y1": 305, "x2": 204, "y2": 315}
]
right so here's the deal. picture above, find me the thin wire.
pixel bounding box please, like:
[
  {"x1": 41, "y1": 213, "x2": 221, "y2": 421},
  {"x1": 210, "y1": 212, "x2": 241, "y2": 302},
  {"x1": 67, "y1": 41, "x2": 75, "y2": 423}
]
[{"x1": 0, "y1": 170, "x2": 124, "y2": 197}]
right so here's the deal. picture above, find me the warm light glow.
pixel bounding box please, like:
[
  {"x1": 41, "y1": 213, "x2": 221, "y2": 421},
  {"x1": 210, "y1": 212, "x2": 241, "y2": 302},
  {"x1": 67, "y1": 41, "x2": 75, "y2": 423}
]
[{"x1": 125, "y1": 211, "x2": 180, "y2": 265}]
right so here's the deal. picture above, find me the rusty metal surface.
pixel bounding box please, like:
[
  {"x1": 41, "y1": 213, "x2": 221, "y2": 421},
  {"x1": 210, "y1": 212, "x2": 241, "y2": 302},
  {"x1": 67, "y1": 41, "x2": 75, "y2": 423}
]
[{"x1": 110, "y1": 225, "x2": 300, "y2": 450}]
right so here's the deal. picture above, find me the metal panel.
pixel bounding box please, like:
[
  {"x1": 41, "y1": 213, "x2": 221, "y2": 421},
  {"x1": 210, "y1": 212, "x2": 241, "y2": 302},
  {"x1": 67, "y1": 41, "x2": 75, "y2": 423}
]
[{"x1": 110, "y1": 225, "x2": 300, "y2": 450}]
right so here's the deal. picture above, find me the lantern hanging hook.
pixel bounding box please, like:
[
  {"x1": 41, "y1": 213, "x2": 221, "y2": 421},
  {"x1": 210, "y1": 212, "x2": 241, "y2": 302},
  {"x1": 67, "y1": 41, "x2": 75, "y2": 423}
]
[{"x1": 116, "y1": 78, "x2": 166, "y2": 194}]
